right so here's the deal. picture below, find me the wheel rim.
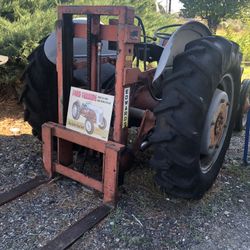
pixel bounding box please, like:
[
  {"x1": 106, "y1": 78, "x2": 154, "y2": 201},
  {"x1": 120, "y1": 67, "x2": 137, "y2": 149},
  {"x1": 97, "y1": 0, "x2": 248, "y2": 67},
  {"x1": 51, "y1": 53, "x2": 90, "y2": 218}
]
[
  {"x1": 85, "y1": 120, "x2": 92, "y2": 132},
  {"x1": 200, "y1": 75, "x2": 234, "y2": 174},
  {"x1": 72, "y1": 103, "x2": 78, "y2": 118}
]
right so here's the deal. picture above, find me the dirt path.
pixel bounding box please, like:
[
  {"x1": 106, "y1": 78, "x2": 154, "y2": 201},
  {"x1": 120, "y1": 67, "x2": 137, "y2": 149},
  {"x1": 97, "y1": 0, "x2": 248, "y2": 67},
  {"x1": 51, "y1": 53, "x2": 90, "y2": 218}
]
[{"x1": 0, "y1": 100, "x2": 249, "y2": 249}]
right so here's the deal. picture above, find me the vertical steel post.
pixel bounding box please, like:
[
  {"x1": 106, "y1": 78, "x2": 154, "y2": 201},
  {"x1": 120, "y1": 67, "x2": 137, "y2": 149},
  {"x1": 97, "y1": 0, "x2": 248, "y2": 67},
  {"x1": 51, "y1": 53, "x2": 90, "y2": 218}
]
[
  {"x1": 42, "y1": 124, "x2": 54, "y2": 178},
  {"x1": 113, "y1": 8, "x2": 135, "y2": 144}
]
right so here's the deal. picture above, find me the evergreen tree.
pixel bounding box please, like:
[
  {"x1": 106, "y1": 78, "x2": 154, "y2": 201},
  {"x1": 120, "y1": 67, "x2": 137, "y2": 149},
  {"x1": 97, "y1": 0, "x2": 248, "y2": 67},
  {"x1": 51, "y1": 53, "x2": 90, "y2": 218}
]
[{"x1": 180, "y1": 0, "x2": 249, "y2": 33}]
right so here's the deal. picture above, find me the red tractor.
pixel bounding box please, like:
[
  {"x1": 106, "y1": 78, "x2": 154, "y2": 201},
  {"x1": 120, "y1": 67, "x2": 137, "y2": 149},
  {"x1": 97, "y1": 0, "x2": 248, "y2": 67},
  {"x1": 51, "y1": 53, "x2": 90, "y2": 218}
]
[{"x1": 72, "y1": 100, "x2": 107, "y2": 134}]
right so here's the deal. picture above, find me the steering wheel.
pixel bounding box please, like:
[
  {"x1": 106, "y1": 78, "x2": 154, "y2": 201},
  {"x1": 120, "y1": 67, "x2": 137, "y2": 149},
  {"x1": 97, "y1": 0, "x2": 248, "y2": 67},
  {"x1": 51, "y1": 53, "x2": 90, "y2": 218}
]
[{"x1": 154, "y1": 24, "x2": 182, "y2": 40}]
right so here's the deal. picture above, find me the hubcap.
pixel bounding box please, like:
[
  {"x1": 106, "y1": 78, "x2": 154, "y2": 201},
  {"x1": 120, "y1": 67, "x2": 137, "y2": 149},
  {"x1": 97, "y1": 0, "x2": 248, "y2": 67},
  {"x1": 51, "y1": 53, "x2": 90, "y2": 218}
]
[
  {"x1": 201, "y1": 89, "x2": 229, "y2": 156},
  {"x1": 200, "y1": 75, "x2": 233, "y2": 174},
  {"x1": 72, "y1": 104, "x2": 78, "y2": 118},
  {"x1": 85, "y1": 120, "x2": 92, "y2": 132}
]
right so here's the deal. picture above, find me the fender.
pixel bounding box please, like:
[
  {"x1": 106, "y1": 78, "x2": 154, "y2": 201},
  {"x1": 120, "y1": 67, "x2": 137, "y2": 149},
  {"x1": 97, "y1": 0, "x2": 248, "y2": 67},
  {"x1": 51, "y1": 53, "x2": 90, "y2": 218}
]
[{"x1": 153, "y1": 21, "x2": 212, "y2": 83}]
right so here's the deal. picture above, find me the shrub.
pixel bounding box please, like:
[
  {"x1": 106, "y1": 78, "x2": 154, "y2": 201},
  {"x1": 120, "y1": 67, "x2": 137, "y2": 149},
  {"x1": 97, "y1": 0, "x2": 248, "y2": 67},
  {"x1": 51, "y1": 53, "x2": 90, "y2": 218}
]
[{"x1": 0, "y1": 0, "x2": 179, "y2": 90}]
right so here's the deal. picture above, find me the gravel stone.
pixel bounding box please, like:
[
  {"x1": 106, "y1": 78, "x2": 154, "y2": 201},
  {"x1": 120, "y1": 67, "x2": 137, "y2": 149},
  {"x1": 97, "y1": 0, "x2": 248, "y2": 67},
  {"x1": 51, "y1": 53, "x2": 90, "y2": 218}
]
[{"x1": 0, "y1": 102, "x2": 249, "y2": 249}]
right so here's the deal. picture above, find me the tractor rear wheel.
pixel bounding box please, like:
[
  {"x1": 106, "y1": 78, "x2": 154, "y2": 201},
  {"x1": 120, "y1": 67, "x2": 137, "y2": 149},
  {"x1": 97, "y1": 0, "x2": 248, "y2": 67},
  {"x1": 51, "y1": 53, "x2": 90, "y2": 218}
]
[
  {"x1": 149, "y1": 36, "x2": 241, "y2": 199},
  {"x1": 72, "y1": 101, "x2": 81, "y2": 120},
  {"x1": 20, "y1": 40, "x2": 58, "y2": 138},
  {"x1": 98, "y1": 117, "x2": 107, "y2": 130},
  {"x1": 234, "y1": 79, "x2": 250, "y2": 131}
]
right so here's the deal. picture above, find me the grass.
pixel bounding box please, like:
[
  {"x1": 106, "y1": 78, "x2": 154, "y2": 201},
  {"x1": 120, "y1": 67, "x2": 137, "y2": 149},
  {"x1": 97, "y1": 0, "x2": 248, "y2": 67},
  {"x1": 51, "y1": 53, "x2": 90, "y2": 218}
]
[
  {"x1": 242, "y1": 65, "x2": 250, "y2": 80},
  {"x1": 223, "y1": 164, "x2": 250, "y2": 183}
]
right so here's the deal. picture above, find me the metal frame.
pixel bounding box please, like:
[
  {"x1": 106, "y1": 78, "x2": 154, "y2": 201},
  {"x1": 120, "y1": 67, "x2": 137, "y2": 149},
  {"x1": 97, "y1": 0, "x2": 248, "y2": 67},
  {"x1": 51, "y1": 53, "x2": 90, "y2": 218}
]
[{"x1": 42, "y1": 6, "x2": 141, "y2": 206}]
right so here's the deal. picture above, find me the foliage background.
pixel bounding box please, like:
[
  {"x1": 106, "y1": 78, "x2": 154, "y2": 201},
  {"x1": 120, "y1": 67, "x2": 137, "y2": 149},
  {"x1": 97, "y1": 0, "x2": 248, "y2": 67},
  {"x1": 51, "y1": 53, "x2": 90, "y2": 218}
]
[
  {"x1": 0, "y1": 0, "x2": 250, "y2": 89},
  {"x1": 0, "y1": 0, "x2": 179, "y2": 88}
]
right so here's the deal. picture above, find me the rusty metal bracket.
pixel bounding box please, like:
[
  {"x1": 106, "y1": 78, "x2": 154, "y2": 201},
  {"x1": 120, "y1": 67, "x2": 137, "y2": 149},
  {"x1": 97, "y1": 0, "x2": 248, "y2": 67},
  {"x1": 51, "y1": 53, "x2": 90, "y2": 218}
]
[{"x1": 42, "y1": 122, "x2": 124, "y2": 206}]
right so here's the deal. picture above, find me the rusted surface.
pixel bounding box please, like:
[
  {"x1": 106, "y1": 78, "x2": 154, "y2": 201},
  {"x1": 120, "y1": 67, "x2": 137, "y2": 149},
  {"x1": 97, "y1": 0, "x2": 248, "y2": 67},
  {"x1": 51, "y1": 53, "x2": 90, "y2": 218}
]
[
  {"x1": 0, "y1": 176, "x2": 48, "y2": 206},
  {"x1": 58, "y1": 5, "x2": 134, "y2": 16},
  {"x1": 124, "y1": 68, "x2": 158, "y2": 111},
  {"x1": 42, "y1": 123, "x2": 54, "y2": 178},
  {"x1": 124, "y1": 67, "x2": 155, "y2": 86},
  {"x1": 74, "y1": 24, "x2": 118, "y2": 41},
  {"x1": 54, "y1": 163, "x2": 103, "y2": 192},
  {"x1": 47, "y1": 122, "x2": 106, "y2": 153},
  {"x1": 133, "y1": 110, "x2": 155, "y2": 151},
  {"x1": 113, "y1": 8, "x2": 136, "y2": 144},
  {"x1": 42, "y1": 122, "x2": 124, "y2": 205},
  {"x1": 41, "y1": 204, "x2": 111, "y2": 250},
  {"x1": 210, "y1": 102, "x2": 228, "y2": 148},
  {"x1": 73, "y1": 56, "x2": 115, "y2": 70},
  {"x1": 103, "y1": 143, "x2": 124, "y2": 205},
  {"x1": 48, "y1": 5, "x2": 144, "y2": 206},
  {"x1": 56, "y1": 13, "x2": 64, "y2": 125},
  {"x1": 131, "y1": 85, "x2": 158, "y2": 111}
]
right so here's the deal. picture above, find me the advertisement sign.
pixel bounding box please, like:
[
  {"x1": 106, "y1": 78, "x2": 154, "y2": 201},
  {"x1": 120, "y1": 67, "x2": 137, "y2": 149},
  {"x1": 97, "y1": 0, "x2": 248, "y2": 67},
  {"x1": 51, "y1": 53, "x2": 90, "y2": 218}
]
[{"x1": 66, "y1": 87, "x2": 114, "y2": 141}]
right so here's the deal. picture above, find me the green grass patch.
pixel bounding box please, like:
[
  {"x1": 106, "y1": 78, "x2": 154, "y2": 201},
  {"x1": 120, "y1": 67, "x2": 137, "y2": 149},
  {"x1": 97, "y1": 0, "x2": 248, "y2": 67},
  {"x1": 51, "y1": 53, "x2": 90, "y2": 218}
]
[{"x1": 242, "y1": 65, "x2": 250, "y2": 80}]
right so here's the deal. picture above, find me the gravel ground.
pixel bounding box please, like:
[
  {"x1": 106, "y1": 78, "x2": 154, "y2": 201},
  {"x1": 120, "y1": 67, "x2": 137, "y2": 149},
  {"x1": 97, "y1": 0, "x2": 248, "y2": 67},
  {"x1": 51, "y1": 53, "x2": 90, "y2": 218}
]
[{"x1": 0, "y1": 100, "x2": 250, "y2": 250}]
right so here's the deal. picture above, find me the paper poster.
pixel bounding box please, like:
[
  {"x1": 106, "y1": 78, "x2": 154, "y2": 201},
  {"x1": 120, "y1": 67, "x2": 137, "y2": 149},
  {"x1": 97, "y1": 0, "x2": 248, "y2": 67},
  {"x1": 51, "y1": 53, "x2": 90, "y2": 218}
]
[{"x1": 66, "y1": 87, "x2": 114, "y2": 141}]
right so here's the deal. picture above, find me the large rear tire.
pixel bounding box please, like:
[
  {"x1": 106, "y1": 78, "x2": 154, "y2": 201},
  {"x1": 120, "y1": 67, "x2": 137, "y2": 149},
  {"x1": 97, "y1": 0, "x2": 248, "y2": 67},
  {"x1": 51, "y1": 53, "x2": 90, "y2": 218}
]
[
  {"x1": 20, "y1": 40, "x2": 58, "y2": 138},
  {"x1": 234, "y1": 79, "x2": 250, "y2": 131},
  {"x1": 149, "y1": 36, "x2": 241, "y2": 199}
]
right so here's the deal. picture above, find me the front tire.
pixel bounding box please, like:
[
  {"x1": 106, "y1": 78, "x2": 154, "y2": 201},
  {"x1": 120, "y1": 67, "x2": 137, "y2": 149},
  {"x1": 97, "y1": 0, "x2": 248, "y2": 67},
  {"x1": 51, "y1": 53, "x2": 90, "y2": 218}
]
[
  {"x1": 98, "y1": 117, "x2": 107, "y2": 130},
  {"x1": 72, "y1": 101, "x2": 81, "y2": 120},
  {"x1": 85, "y1": 119, "x2": 94, "y2": 134},
  {"x1": 149, "y1": 36, "x2": 241, "y2": 199}
]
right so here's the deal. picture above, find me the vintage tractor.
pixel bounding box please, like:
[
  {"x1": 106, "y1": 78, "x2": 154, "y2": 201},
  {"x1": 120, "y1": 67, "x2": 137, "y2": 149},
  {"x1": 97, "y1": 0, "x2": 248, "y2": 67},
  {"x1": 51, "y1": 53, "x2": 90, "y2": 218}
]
[
  {"x1": 20, "y1": 5, "x2": 243, "y2": 200},
  {"x1": 72, "y1": 100, "x2": 107, "y2": 134}
]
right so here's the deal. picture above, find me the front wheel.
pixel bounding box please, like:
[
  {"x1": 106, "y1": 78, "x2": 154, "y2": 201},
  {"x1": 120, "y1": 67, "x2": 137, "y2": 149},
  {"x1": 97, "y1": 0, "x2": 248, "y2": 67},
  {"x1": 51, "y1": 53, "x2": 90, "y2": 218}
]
[
  {"x1": 149, "y1": 36, "x2": 241, "y2": 199},
  {"x1": 85, "y1": 119, "x2": 94, "y2": 134},
  {"x1": 98, "y1": 117, "x2": 107, "y2": 130},
  {"x1": 72, "y1": 101, "x2": 81, "y2": 120}
]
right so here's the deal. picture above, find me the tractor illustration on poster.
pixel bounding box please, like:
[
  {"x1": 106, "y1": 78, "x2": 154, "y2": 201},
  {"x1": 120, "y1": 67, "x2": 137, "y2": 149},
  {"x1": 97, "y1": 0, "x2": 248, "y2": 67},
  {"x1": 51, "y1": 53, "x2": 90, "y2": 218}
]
[{"x1": 71, "y1": 100, "x2": 107, "y2": 134}]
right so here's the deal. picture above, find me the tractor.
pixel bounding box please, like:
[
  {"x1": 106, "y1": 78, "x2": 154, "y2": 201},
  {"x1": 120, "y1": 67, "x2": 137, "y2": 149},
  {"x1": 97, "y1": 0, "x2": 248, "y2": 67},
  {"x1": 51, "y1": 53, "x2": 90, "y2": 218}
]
[
  {"x1": 20, "y1": 5, "x2": 245, "y2": 200},
  {"x1": 72, "y1": 100, "x2": 107, "y2": 134}
]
